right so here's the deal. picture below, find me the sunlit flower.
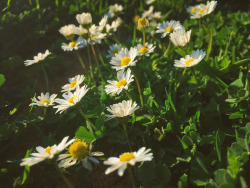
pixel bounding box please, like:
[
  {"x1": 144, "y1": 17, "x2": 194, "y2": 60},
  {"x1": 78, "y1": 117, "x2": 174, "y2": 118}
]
[
  {"x1": 156, "y1": 20, "x2": 184, "y2": 38},
  {"x1": 20, "y1": 136, "x2": 75, "y2": 167},
  {"x1": 105, "y1": 68, "x2": 134, "y2": 95},
  {"x1": 88, "y1": 24, "x2": 107, "y2": 44},
  {"x1": 54, "y1": 85, "x2": 89, "y2": 114},
  {"x1": 170, "y1": 28, "x2": 191, "y2": 47},
  {"x1": 24, "y1": 50, "x2": 51, "y2": 66},
  {"x1": 189, "y1": 1, "x2": 217, "y2": 19},
  {"x1": 59, "y1": 24, "x2": 77, "y2": 40},
  {"x1": 58, "y1": 140, "x2": 104, "y2": 170},
  {"x1": 115, "y1": 17, "x2": 123, "y2": 26},
  {"x1": 107, "y1": 4, "x2": 123, "y2": 18},
  {"x1": 146, "y1": 0, "x2": 156, "y2": 5},
  {"x1": 30, "y1": 92, "x2": 57, "y2": 107},
  {"x1": 174, "y1": 49, "x2": 206, "y2": 68},
  {"x1": 106, "y1": 20, "x2": 119, "y2": 34},
  {"x1": 148, "y1": 12, "x2": 162, "y2": 21},
  {"x1": 187, "y1": 4, "x2": 202, "y2": 14},
  {"x1": 76, "y1": 12, "x2": 92, "y2": 27},
  {"x1": 137, "y1": 18, "x2": 149, "y2": 30},
  {"x1": 98, "y1": 15, "x2": 108, "y2": 32},
  {"x1": 110, "y1": 47, "x2": 138, "y2": 71},
  {"x1": 74, "y1": 26, "x2": 89, "y2": 39},
  {"x1": 61, "y1": 75, "x2": 85, "y2": 92},
  {"x1": 104, "y1": 147, "x2": 153, "y2": 176},
  {"x1": 142, "y1": 6, "x2": 154, "y2": 18},
  {"x1": 106, "y1": 100, "x2": 140, "y2": 120},
  {"x1": 136, "y1": 42, "x2": 155, "y2": 56},
  {"x1": 61, "y1": 41, "x2": 83, "y2": 51},
  {"x1": 106, "y1": 44, "x2": 123, "y2": 58}
]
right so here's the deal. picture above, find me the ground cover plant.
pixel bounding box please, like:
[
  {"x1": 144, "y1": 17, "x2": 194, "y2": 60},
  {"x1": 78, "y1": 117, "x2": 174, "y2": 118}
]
[{"x1": 0, "y1": 0, "x2": 249, "y2": 187}]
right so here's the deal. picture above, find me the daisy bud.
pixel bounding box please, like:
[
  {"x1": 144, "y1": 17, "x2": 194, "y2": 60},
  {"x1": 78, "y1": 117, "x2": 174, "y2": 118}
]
[{"x1": 137, "y1": 18, "x2": 149, "y2": 30}]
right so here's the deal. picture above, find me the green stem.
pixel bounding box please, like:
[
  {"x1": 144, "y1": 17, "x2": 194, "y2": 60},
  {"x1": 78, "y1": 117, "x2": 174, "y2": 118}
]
[
  {"x1": 96, "y1": 46, "x2": 107, "y2": 69},
  {"x1": 44, "y1": 107, "x2": 47, "y2": 118},
  {"x1": 206, "y1": 26, "x2": 213, "y2": 61},
  {"x1": 124, "y1": 90, "x2": 132, "y2": 100},
  {"x1": 128, "y1": 166, "x2": 136, "y2": 188},
  {"x1": 122, "y1": 123, "x2": 132, "y2": 152},
  {"x1": 131, "y1": 68, "x2": 143, "y2": 108},
  {"x1": 75, "y1": 51, "x2": 89, "y2": 77},
  {"x1": 86, "y1": 42, "x2": 94, "y2": 81},
  {"x1": 54, "y1": 161, "x2": 74, "y2": 188},
  {"x1": 163, "y1": 39, "x2": 171, "y2": 56},
  {"x1": 78, "y1": 108, "x2": 97, "y2": 131},
  {"x1": 177, "y1": 68, "x2": 187, "y2": 88},
  {"x1": 143, "y1": 30, "x2": 146, "y2": 47},
  {"x1": 90, "y1": 42, "x2": 104, "y2": 81},
  {"x1": 191, "y1": 67, "x2": 199, "y2": 86},
  {"x1": 42, "y1": 65, "x2": 49, "y2": 92}
]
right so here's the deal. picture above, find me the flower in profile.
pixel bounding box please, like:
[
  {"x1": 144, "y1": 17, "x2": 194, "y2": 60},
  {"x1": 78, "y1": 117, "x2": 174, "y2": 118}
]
[
  {"x1": 137, "y1": 18, "x2": 149, "y2": 30},
  {"x1": 107, "y1": 4, "x2": 123, "y2": 18},
  {"x1": 174, "y1": 49, "x2": 206, "y2": 68},
  {"x1": 30, "y1": 92, "x2": 57, "y2": 107},
  {"x1": 105, "y1": 68, "x2": 134, "y2": 95},
  {"x1": 106, "y1": 20, "x2": 119, "y2": 34},
  {"x1": 142, "y1": 6, "x2": 154, "y2": 18},
  {"x1": 156, "y1": 20, "x2": 184, "y2": 38},
  {"x1": 98, "y1": 15, "x2": 108, "y2": 32},
  {"x1": 61, "y1": 75, "x2": 85, "y2": 92},
  {"x1": 74, "y1": 26, "x2": 89, "y2": 39},
  {"x1": 76, "y1": 12, "x2": 92, "y2": 27},
  {"x1": 136, "y1": 42, "x2": 155, "y2": 56},
  {"x1": 54, "y1": 85, "x2": 89, "y2": 114},
  {"x1": 106, "y1": 44, "x2": 122, "y2": 58},
  {"x1": 188, "y1": 1, "x2": 217, "y2": 19},
  {"x1": 61, "y1": 41, "x2": 83, "y2": 51},
  {"x1": 148, "y1": 12, "x2": 162, "y2": 21},
  {"x1": 106, "y1": 100, "x2": 140, "y2": 120},
  {"x1": 88, "y1": 24, "x2": 107, "y2": 44},
  {"x1": 170, "y1": 28, "x2": 191, "y2": 47},
  {"x1": 59, "y1": 24, "x2": 77, "y2": 40},
  {"x1": 146, "y1": 0, "x2": 156, "y2": 5},
  {"x1": 58, "y1": 140, "x2": 104, "y2": 170},
  {"x1": 110, "y1": 47, "x2": 138, "y2": 71},
  {"x1": 104, "y1": 147, "x2": 153, "y2": 176},
  {"x1": 20, "y1": 136, "x2": 75, "y2": 167},
  {"x1": 24, "y1": 50, "x2": 51, "y2": 66}
]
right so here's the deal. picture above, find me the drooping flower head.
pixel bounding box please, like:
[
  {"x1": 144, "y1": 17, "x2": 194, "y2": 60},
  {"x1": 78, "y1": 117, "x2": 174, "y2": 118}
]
[
  {"x1": 59, "y1": 24, "x2": 77, "y2": 40},
  {"x1": 24, "y1": 50, "x2": 51, "y2": 66},
  {"x1": 170, "y1": 28, "x2": 191, "y2": 47},
  {"x1": 156, "y1": 20, "x2": 184, "y2": 38},
  {"x1": 30, "y1": 92, "x2": 57, "y2": 107},
  {"x1": 61, "y1": 75, "x2": 85, "y2": 92},
  {"x1": 76, "y1": 12, "x2": 92, "y2": 28},
  {"x1": 104, "y1": 147, "x2": 153, "y2": 176}
]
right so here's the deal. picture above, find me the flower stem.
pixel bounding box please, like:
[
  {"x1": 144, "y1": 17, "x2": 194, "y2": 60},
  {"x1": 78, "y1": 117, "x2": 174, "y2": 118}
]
[
  {"x1": 131, "y1": 68, "x2": 143, "y2": 108},
  {"x1": 44, "y1": 107, "x2": 47, "y2": 117},
  {"x1": 206, "y1": 25, "x2": 213, "y2": 61},
  {"x1": 54, "y1": 161, "x2": 74, "y2": 188},
  {"x1": 75, "y1": 51, "x2": 89, "y2": 77},
  {"x1": 86, "y1": 42, "x2": 94, "y2": 81},
  {"x1": 163, "y1": 39, "x2": 171, "y2": 56},
  {"x1": 42, "y1": 65, "x2": 49, "y2": 92},
  {"x1": 96, "y1": 45, "x2": 108, "y2": 69},
  {"x1": 122, "y1": 123, "x2": 132, "y2": 152},
  {"x1": 191, "y1": 67, "x2": 199, "y2": 86},
  {"x1": 124, "y1": 90, "x2": 132, "y2": 100},
  {"x1": 78, "y1": 108, "x2": 97, "y2": 131},
  {"x1": 90, "y1": 42, "x2": 104, "y2": 81},
  {"x1": 176, "y1": 68, "x2": 187, "y2": 89},
  {"x1": 128, "y1": 166, "x2": 136, "y2": 188},
  {"x1": 143, "y1": 30, "x2": 146, "y2": 47}
]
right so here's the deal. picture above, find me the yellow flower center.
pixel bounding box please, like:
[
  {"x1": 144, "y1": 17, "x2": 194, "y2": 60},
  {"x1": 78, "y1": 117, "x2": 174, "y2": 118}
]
[
  {"x1": 117, "y1": 79, "x2": 127, "y2": 88},
  {"x1": 165, "y1": 26, "x2": 173, "y2": 33},
  {"x1": 139, "y1": 47, "x2": 148, "y2": 54},
  {"x1": 69, "y1": 81, "x2": 77, "y2": 88},
  {"x1": 68, "y1": 96, "x2": 75, "y2": 104},
  {"x1": 185, "y1": 58, "x2": 195, "y2": 66},
  {"x1": 199, "y1": 7, "x2": 206, "y2": 14},
  {"x1": 69, "y1": 141, "x2": 88, "y2": 159},
  {"x1": 93, "y1": 36, "x2": 98, "y2": 40},
  {"x1": 45, "y1": 147, "x2": 52, "y2": 154},
  {"x1": 138, "y1": 18, "x2": 149, "y2": 30},
  {"x1": 70, "y1": 41, "x2": 76, "y2": 47},
  {"x1": 121, "y1": 56, "x2": 131, "y2": 66},
  {"x1": 41, "y1": 100, "x2": 50, "y2": 104},
  {"x1": 120, "y1": 152, "x2": 135, "y2": 161},
  {"x1": 112, "y1": 49, "x2": 118, "y2": 54},
  {"x1": 192, "y1": 7, "x2": 198, "y2": 12}
]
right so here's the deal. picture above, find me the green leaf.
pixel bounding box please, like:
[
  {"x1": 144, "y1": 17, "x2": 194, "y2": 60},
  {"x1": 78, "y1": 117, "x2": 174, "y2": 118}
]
[
  {"x1": 75, "y1": 126, "x2": 96, "y2": 142},
  {"x1": 215, "y1": 131, "x2": 222, "y2": 162},
  {"x1": 227, "y1": 148, "x2": 240, "y2": 179},
  {"x1": 0, "y1": 74, "x2": 5, "y2": 87},
  {"x1": 21, "y1": 149, "x2": 32, "y2": 185},
  {"x1": 178, "y1": 173, "x2": 188, "y2": 188},
  {"x1": 229, "y1": 112, "x2": 243, "y2": 119}
]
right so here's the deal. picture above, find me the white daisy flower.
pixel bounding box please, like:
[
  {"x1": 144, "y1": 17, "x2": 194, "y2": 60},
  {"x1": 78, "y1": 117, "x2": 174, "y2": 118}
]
[
  {"x1": 106, "y1": 20, "x2": 119, "y2": 34},
  {"x1": 59, "y1": 24, "x2": 76, "y2": 40},
  {"x1": 170, "y1": 28, "x2": 191, "y2": 47},
  {"x1": 88, "y1": 24, "x2": 107, "y2": 44},
  {"x1": 106, "y1": 100, "x2": 140, "y2": 120},
  {"x1": 54, "y1": 85, "x2": 89, "y2": 114},
  {"x1": 105, "y1": 68, "x2": 134, "y2": 95},
  {"x1": 136, "y1": 42, "x2": 156, "y2": 56},
  {"x1": 115, "y1": 17, "x2": 123, "y2": 26},
  {"x1": 61, "y1": 41, "x2": 82, "y2": 51},
  {"x1": 58, "y1": 140, "x2": 104, "y2": 170},
  {"x1": 146, "y1": 0, "x2": 156, "y2": 5},
  {"x1": 174, "y1": 49, "x2": 206, "y2": 68},
  {"x1": 148, "y1": 11, "x2": 162, "y2": 21},
  {"x1": 106, "y1": 44, "x2": 123, "y2": 58},
  {"x1": 61, "y1": 75, "x2": 85, "y2": 92},
  {"x1": 156, "y1": 20, "x2": 184, "y2": 38},
  {"x1": 142, "y1": 6, "x2": 154, "y2": 18},
  {"x1": 110, "y1": 47, "x2": 138, "y2": 71},
  {"x1": 104, "y1": 147, "x2": 153, "y2": 176},
  {"x1": 74, "y1": 26, "x2": 89, "y2": 39},
  {"x1": 107, "y1": 4, "x2": 123, "y2": 18},
  {"x1": 187, "y1": 4, "x2": 203, "y2": 14},
  {"x1": 98, "y1": 15, "x2": 108, "y2": 32},
  {"x1": 76, "y1": 12, "x2": 92, "y2": 27},
  {"x1": 24, "y1": 50, "x2": 51, "y2": 66},
  {"x1": 189, "y1": 1, "x2": 217, "y2": 19},
  {"x1": 30, "y1": 92, "x2": 57, "y2": 107},
  {"x1": 20, "y1": 136, "x2": 75, "y2": 167}
]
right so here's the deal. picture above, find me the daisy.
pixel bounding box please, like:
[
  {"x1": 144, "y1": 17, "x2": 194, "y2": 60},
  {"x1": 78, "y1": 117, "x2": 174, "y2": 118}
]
[
  {"x1": 107, "y1": 4, "x2": 123, "y2": 18},
  {"x1": 88, "y1": 24, "x2": 107, "y2": 44},
  {"x1": 24, "y1": 50, "x2": 51, "y2": 66},
  {"x1": 59, "y1": 24, "x2": 76, "y2": 40},
  {"x1": 136, "y1": 42, "x2": 155, "y2": 56},
  {"x1": 74, "y1": 26, "x2": 89, "y2": 39},
  {"x1": 106, "y1": 44, "x2": 122, "y2": 58},
  {"x1": 61, "y1": 41, "x2": 82, "y2": 51},
  {"x1": 61, "y1": 75, "x2": 85, "y2": 92},
  {"x1": 30, "y1": 92, "x2": 57, "y2": 107},
  {"x1": 148, "y1": 12, "x2": 162, "y2": 21},
  {"x1": 142, "y1": 6, "x2": 154, "y2": 18},
  {"x1": 104, "y1": 147, "x2": 153, "y2": 176},
  {"x1": 189, "y1": 1, "x2": 217, "y2": 19},
  {"x1": 110, "y1": 47, "x2": 138, "y2": 71},
  {"x1": 137, "y1": 18, "x2": 149, "y2": 30},
  {"x1": 58, "y1": 140, "x2": 104, "y2": 170},
  {"x1": 105, "y1": 68, "x2": 134, "y2": 95},
  {"x1": 98, "y1": 15, "x2": 108, "y2": 32},
  {"x1": 106, "y1": 20, "x2": 119, "y2": 34},
  {"x1": 174, "y1": 49, "x2": 206, "y2": 68},
  {"x1": 76, "y1": 12, "x2": 92, "y2": 27},
  {"x1": 106, "y1": 100, "x2": 140, "y2": 120},
  {"x1": 20, "y1": 136, "x2": 75, "y2": 167},
  {"x1": 156, "y1": 20, "x2": 184, "y2": 38},
  {"x1": 146, "y1": 0, "x2": 156, "y2": 5},
  {"x1": 187, "y1": 4, "x2": 203, "y2": 14},
  {"x1": 54, "y1": 85, "x2": 89, "y2": 114},
  {"x1": 170, "y1": 28, "x2": 191, "y2": 47}
]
